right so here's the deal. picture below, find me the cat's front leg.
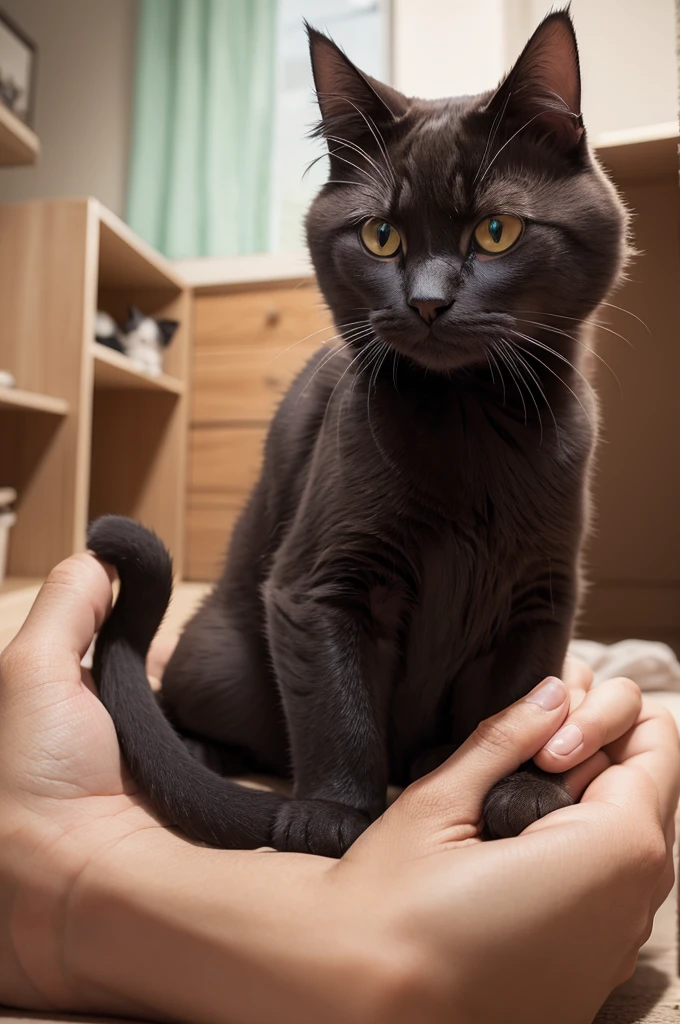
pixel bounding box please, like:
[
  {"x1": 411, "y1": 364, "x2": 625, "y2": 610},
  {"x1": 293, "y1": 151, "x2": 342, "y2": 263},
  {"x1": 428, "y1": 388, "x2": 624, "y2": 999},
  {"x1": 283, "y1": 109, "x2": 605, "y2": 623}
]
[
  {"x1": 477, "y1": 568, "x2": 578, "y2": 840},
  {"x1": 263, "y1": 571, "x2": 401, "y2": 857}
]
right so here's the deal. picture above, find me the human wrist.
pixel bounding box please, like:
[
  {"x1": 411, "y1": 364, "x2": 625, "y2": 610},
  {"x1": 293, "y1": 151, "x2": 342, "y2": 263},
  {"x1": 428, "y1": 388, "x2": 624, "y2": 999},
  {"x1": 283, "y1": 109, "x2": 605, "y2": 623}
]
[{"x1": 66, "y1": 828, "x2": 444, "y2": 1024}]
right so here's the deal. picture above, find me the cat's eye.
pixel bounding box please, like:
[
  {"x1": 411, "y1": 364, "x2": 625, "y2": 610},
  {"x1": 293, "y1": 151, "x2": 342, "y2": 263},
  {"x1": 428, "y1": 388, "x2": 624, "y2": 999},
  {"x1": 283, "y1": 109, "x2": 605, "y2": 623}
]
[
  {"x1": 473, "y1": 214, "x2": 523, "y2": 255},
  {"x1": 360, "y1": 219, "x2": 402, "y2": 258}
]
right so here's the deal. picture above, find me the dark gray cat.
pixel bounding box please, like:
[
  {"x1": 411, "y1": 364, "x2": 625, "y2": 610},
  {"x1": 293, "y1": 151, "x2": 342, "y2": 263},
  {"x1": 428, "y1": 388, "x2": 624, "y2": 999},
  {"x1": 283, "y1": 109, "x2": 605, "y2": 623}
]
[{"x1": 88, "y1": 10, "x2": 628, "y2": 856}]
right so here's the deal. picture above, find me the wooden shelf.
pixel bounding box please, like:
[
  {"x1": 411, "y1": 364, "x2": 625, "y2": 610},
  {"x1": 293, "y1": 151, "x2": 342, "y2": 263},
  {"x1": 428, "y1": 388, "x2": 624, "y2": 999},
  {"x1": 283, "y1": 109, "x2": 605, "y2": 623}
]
[
  {"x1": 595, "y1": 122, "x2": 678, "y2": 181},
  {"x1": 92, "y1": 343, "x2": 185, "y2": 394},
  {"x1": 0, "y1": 577, "x2": 42, "y2": 652},
  {"x1": 0, "y1": 386, "x2": 69, "y2": 415},
  {"x1": 0, "y1": 103, "x2": 39, "y2": 166},
  {"x1": 97, "y1": 203, "x2": 185, "y2": 292}
]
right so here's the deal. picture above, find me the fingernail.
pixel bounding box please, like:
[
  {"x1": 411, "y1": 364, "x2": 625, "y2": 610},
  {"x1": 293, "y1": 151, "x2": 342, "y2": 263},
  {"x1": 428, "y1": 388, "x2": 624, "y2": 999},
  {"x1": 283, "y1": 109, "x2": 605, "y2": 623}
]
[
  {"x1": 545, "y1": 723, "x2": 584, "y2": 756},
  {"x1": 525, "y1": 676, "x2": 567, "y2": 711}
]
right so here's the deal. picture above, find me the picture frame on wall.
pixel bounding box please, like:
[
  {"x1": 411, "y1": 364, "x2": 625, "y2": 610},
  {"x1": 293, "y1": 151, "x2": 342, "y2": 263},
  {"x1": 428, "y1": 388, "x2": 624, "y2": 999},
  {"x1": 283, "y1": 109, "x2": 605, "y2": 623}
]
[{"x1": 0, "y1": 8, "x2": 37, "y2": 127}]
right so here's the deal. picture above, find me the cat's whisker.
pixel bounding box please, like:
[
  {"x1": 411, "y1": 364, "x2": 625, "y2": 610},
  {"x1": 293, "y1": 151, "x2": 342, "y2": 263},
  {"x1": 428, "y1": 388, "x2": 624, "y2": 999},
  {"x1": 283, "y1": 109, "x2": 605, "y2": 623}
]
[
  {"x1": 270, "y1": 319, "x2": 370, "y2": 363},
  {"x1": 391, "y1": 349, "x2": 401, "y2": 396},
  {"x1": 477, "y1": 109, "x2": 546, "y2": 185},
  {"x1": 322, "y1": 147, "x2": 386, "y2": 199},
  {"x1": 484, "y1": 351, "x2": 496, "y2": 386},
  {"x1": 331, "y1": 336, "x2": 382, "y2": 456},
  {"x1": 324, "y1": 134, "x2": 392, "y2": 193},
  {"x1": 303, "y1": 149, "x2": 330, "y2": 179},
  {"x1": 504, "y1": 338, "x2": 564, "y2": 450},
  {"x1": 507, "y1": 341, "x2": 560, "y2": 440},
  {"x1": 513, "y1": 309, "x2": 633, "y2": 348},
  {"x1": 319, "y1": 334, "x2": 378, "y2": 446},
  {"x1": 508, "y1": 330, "x2": 593, "y2": 426},
  {"x1": 340, "y1": 98, "x2": 397, "y2": 188},
  {"x1": 510, "y1": 326, "x2": 604, "y2": 400},
  {"x1": 349, "y1": 337, "x2": 383, "y2": 398},
  {"x1": 474, "y1": 88, "x2": 512, "y2": 184},
  {"x1": 507, "y1": 342, "x2": 548, "y2": 447},
  {"x1": 487, "y1": 348, "x2": 506, "y2": 406},
  {"x1": 297, "y1": 326, "x2": 375, "y2": 402},
  {"x1": 324, "y1": 131, "x2": 393, "y2": 192},
  {"x1": 513, "y1": 317, "x2": 623, "y2": 396},
  {"x1": 366, "y1": 342, "x2": 393, "y2": 468},
  {"x1": 496, "y1": 339, "x2": 528, "y2": 426},
  {"x1": 599, "y1": 301, "x2": 651, "y2": 335}
]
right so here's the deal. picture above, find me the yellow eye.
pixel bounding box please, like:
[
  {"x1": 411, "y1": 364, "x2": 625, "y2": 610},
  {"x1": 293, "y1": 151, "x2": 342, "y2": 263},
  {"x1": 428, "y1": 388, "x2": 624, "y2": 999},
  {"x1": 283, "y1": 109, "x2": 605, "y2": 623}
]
[
  {"x1": 473, "y1": 214, "x2": 523, "y2": 255},
  {"x1": 360, "y1": 218, "x2": 402, "y2": 258}
]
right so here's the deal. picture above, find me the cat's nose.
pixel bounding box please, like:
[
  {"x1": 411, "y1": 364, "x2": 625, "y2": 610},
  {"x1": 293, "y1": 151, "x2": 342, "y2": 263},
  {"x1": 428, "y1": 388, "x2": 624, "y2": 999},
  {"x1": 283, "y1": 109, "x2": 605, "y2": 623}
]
[{"x1": 408, "y1": 297, "x2": 453, "y2": 325}]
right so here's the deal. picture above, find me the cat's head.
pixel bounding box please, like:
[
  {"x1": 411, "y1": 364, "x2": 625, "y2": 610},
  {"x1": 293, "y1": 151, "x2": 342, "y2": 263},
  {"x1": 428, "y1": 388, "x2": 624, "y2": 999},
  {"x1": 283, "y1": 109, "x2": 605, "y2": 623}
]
[{"x1": 305, "y1": 11, "x2": 629, "y2": 374}]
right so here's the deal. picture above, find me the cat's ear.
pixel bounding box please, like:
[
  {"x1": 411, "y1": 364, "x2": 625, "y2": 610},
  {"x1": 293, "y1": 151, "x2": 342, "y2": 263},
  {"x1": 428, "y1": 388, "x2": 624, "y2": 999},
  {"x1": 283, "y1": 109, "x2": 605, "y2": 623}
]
[
  {"x1": 487, "y1": 10, "x2": 583, "y2": 150},
  {"x1": 307, "y1": 23, "x2": 407, "y2": 143},
  {"x1": 125, "y1": 305, "x2": 145, "y2": 332},
  {"x1": 156, "y1": 318, "x2": 179, "y2": 347}
]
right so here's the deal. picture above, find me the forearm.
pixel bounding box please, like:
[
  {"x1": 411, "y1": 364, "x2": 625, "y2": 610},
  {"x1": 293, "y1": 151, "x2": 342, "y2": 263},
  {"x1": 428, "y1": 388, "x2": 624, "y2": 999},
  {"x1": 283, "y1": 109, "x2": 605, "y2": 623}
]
[{"x1": 64, "y1": 828, "x2": 401, "y2": 1024}]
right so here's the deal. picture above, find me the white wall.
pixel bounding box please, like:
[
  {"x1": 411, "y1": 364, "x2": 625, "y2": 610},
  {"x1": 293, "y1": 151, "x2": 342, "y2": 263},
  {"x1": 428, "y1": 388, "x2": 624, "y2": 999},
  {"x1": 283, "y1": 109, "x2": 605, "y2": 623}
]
[
  {"x1": 520, "y1": 0, "x2": 678, "y2": 137},
  {"x1": 392, "y1": 0, "x2": 506, "y2": 98},
  {"x1": 0, "y1": 0, "x2": 136, "y2": 217},
  {"x1": 392, "y1": 0, "x2": 678, "y2": 138}
]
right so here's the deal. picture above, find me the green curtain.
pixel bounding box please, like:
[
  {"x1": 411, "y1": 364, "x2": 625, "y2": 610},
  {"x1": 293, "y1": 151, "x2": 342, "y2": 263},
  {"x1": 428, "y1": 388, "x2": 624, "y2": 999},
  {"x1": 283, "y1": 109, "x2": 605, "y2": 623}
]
[{"x1": 127, "y1": 0, "x2": 277, "y2": 258}]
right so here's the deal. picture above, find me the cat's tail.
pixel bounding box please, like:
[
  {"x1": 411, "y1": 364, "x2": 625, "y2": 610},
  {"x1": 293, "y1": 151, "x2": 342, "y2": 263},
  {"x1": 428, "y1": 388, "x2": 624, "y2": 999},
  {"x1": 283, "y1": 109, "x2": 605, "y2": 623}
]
[{"x1": 87, "y1": 514, "x2": 285, "y2": 848}]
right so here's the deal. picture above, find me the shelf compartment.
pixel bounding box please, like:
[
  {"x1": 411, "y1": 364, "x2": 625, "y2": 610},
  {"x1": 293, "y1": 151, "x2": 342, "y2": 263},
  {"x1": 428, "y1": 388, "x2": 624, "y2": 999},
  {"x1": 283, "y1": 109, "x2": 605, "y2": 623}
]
[
  {"x1": 0, "y1": 387, "x2": 69, "y2": 415},
  {"x1": 97, "y1": 203, "x2": 185, "y2": 292},
  {"x1": 0, "y1": 103, "x2": 39, "y2": 166},
  {"x1": 92, "y1": 343, "x2": 185, "y2": 395}
]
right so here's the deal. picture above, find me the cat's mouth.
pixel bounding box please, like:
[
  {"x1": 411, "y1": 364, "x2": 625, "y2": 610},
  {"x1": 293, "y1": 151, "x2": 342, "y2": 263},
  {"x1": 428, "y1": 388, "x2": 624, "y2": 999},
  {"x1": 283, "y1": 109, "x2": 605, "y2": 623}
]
[{"x1": 368, "y1": 311, "x2": 515, "y2": 373}]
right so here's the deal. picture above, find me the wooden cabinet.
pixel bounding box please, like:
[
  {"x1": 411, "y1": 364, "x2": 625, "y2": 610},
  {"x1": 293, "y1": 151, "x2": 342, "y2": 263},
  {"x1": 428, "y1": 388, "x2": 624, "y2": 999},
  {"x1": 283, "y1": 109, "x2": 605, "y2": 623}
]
[
  {"x1": 0, "y1": 199, "x2": 191, "y2": 613},
  {"x1": 186, "y1": 280, "x2": 332, "y2": 580}
]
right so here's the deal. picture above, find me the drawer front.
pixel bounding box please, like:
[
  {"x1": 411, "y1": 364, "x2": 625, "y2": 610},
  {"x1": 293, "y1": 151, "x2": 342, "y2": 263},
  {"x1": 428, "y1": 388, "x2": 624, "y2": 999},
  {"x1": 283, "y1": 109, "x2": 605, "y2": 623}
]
[
  {"x1": 193, "y1": 284, "x2": 334, "y2": 423},
  {"x1": 189, "y1": 426, "x2": 266, "y2": 496},
  {"x1": 186, "y1": 499, "x2": 244, "y2": 581},
  {"x1": 187, "y1": 281, "x2": 333, "y2": 579},
  {"x1": 193, "y1": 343, "x2": 322, "y2": 423}
]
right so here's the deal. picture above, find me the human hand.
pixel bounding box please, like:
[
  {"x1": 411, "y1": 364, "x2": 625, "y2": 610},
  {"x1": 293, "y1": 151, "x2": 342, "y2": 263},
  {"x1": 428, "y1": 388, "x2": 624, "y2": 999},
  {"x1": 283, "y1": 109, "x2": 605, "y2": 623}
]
[
  {"x1": 342, "y1": 669, "x2": 679, "y2": 1023},
  {"x1": 1, "y1": 556, "x2": 677, "y2": 1024},
  {"x1": 0, "y1": 555, "x2": 161, "y2": 1012}
]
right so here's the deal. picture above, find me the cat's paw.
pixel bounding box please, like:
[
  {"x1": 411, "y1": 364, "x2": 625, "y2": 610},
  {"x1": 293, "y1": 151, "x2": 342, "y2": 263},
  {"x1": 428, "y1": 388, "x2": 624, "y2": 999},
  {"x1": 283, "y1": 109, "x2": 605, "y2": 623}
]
[
  {"x1": 482, "y1": 769, "x2": 573, "y2": 840},
  {"x1": 273, "y1": 800, "x2": 370, "y2": 857}
]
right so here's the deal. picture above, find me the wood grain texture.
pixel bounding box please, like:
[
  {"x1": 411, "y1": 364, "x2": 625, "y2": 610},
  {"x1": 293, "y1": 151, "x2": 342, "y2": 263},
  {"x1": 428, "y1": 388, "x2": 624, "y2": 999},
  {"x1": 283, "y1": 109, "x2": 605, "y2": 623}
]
[
  {"x1": 0, "y1": 198, "x2": 191, "y2": 580},
  {"x1": 189, "y1": 427, "x2": 266, "y2": 496},
  {"x1": 0, "y1": 102, "x2": 39, "y2": 166},
  {"x1": 92, "y1": 343, "x2": 185, "y2": 394},
  {"x1": 0, "y1": 387, "x2": 69, "y2": 415},
  {"x1": 90, "y1": 288, "x2": 192, "y2": 570},
  {"x1": 582, "y1": 179, "x2": 680, "y2": 649},
  {"x1": 0, "y1": 199, "x2": 97, "y2": 575},
  {"x1": 185, "y1": 281, "x2": 331, "y2": 579},
  {"x1": 186, "y1": 500, "x2": 243, "y2": 581}
]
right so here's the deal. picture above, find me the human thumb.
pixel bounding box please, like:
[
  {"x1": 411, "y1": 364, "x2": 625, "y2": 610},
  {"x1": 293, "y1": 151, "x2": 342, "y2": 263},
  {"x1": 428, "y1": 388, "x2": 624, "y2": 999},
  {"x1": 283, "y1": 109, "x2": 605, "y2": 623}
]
[{"x1": 404, "y1": 677, "x2": 571, "y2": 831}]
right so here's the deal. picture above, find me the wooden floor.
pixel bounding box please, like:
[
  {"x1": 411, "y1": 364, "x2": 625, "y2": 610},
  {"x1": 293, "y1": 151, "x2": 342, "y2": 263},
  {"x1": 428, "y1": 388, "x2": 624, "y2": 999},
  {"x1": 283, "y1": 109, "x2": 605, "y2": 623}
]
[{"x1": 0, "y1": 579, "x2": 211, "y2": 655}]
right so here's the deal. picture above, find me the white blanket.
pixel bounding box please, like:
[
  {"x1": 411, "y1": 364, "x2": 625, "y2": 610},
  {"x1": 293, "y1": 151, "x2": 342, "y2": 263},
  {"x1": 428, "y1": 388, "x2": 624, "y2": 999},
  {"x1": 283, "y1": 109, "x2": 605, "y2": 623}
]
[{"x1": 569, "y1": 639, "x2": 680, "y2": 692}]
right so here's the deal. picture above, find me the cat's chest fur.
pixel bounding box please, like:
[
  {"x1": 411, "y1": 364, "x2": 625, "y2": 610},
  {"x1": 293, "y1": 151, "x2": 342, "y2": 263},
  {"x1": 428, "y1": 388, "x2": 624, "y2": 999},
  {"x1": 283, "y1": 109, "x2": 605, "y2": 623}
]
[{"x1": 337, "y1": 374, "x2": 590, "y2": 770}]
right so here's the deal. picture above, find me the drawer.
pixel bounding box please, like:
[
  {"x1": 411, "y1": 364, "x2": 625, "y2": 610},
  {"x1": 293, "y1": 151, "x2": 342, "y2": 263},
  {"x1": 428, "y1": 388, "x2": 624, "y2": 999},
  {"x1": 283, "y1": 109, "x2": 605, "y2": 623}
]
[
  {"x1": 192, "y1": 284, "x2": 334, "y2": 423},
  {"x1": 194, "y1": 283, "x2": 332, "y2": 350},
  {"x1": 189, "y1": 426, "x2": 266, "y2": 496},
  {"x1": 193, "y1": 343, "x2": 322, "y2": 422},
  {"x1": 186, "y1": 498, "x2": 245, "y2": 581}
]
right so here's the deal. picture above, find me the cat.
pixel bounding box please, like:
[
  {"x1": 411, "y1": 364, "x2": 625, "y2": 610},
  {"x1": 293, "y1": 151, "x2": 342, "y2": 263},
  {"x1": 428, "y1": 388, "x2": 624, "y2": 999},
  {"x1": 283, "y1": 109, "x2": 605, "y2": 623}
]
[
  {"x1": 88, "y1": 10, "x2": 628, "y2": 857},
  {"x1": 94, "y1": 307, "x2": 179, "y2": 377}
]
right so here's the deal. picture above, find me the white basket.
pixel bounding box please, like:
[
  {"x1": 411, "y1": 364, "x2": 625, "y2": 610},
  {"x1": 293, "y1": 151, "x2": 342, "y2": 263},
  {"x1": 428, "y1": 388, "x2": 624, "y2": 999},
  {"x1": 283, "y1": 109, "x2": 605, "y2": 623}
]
[{"x1": 0, "y1": 511, "x2": 16, "y2": 588}]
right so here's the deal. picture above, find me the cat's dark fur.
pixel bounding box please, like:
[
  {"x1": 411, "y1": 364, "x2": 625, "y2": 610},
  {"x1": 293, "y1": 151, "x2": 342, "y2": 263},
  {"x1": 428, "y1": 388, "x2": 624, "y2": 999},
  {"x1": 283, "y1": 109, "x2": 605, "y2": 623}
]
[{"x1": 88, "y1": 11, "x2": 628, "y2": 856}]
